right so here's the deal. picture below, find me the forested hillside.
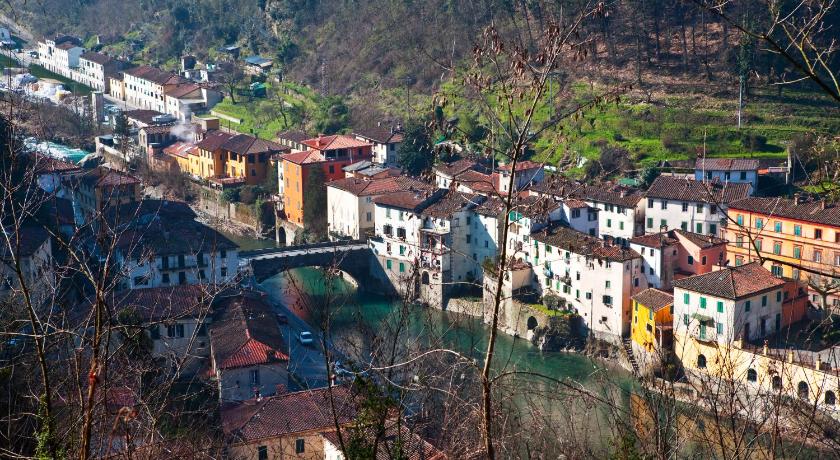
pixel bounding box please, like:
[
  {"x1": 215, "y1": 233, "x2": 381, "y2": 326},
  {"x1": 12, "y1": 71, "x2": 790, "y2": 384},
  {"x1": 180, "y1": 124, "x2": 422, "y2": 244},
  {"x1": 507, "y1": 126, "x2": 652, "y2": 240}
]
[{"x1": 9, "y1": 0, "x2": 838, "y2": 96}]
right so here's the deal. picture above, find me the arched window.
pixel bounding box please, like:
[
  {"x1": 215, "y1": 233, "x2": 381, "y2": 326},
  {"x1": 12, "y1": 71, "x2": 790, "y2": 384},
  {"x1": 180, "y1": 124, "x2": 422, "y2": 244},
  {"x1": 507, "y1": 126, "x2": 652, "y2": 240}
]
[
  {"x1": 798, "y1": 381, "x2": 809, "y2": 400},
  {"x1": 826, "y1": 391, "x2": 836, "y2": 406},
  {"x1": 747, "y1": 368, "x2": 757, "y2": 382},
  {"x1": 697, "y1": 354, "x2": 707, "y2": 369},
  {"x1": 421, "y1": 272, "x2": 430, "y2": 285},
  {"x1": 772, "y1": 375, "x2": 782, "y2": 390}
]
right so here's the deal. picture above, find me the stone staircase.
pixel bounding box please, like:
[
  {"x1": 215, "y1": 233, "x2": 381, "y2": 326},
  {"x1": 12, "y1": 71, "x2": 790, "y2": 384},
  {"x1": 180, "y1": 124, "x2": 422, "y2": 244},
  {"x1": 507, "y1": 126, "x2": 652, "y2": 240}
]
[{"x1": 621, "y1": 337, "x2": 640, "y2": 375}]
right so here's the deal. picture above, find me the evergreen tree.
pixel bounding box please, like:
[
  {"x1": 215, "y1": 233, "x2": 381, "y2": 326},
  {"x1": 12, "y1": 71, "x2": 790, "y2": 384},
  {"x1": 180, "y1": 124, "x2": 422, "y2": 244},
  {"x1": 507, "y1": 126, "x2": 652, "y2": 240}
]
[{"x1": 396, "y1": 123, "x2": 433, "y2": 176}]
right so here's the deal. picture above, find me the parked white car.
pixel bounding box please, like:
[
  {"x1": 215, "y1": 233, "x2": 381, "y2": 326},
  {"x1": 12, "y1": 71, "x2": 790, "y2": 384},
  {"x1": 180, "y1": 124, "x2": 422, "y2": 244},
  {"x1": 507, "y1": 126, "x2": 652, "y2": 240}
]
[{"x1": 298, "y1": 331, "x2": 314, "y2": 345}]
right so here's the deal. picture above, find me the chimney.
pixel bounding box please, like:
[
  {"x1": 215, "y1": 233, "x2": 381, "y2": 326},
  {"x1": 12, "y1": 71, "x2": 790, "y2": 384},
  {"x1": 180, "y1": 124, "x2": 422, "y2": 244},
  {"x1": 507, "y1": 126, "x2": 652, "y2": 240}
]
[
  {"x1": 254, "y1": 388, "x2": 262, "y2": 401},
  {"x1": 793, "y1": 192, "x2": 802, "y2": 205},
  {"x1": 787, "y1": 349, "x2": 795, "y2": 363},
  {"x1": 762, "y1": 340, "x2": 769, "y2": 355}
]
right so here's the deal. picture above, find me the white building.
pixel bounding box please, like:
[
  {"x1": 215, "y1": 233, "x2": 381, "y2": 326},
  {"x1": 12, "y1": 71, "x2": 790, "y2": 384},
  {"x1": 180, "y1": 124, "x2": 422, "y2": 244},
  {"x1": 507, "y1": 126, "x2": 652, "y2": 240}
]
[
  {"x1": 123, "y1": 65, "x2": 185, "y2": 113},
  {"x1": 327, "y1": 176, "x2": 430, "y2": 240},
  {"x1": 353, "y1": 125, "x2": 404, "y2": 166},
  {"x1": 672, "y1": 262, "x2": 786, "y2": 344},
  {"x1": 73, "y1": 52, "x2": 123, "y2": 92},
  {"x1": 37, "y1": 36, "x2": 84, "y2": 79},
  {"x1": 434, "y1": 159, "x2": 481, "y2": 189},
  {"x1": 495, "y1": 160, "x2": 544, "y2": 195},
  {"x1": 530, "y1": 226, "x2": 647, "y2": 343},
  {"x1": 164, "y1": 83, "x2": 222, "y2": 122},
  {"x1": 629, "y1": 229, "x2": 727, "y2": 290},
  {"x1": 532, "y1": 181, "x2": 644, "y2": 245},
  {"x1": 644, "y1": 175, "x2": 751, "y2": 236},
  {"x1": 695, "y1": 158, "x2": 759, "y2": 191}
]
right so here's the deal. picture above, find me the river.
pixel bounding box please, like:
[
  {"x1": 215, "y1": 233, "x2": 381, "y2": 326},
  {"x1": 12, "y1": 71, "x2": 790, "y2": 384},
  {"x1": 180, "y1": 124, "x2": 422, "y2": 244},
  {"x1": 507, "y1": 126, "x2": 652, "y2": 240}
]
[{"x1": 231, "y1": 232, "x2": 821, "y2": 458}]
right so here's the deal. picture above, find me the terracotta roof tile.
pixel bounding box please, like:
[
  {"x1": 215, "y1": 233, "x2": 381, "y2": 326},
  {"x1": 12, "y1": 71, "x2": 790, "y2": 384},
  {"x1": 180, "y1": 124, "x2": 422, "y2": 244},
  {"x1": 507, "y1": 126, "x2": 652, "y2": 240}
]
[
  {"x1": 532, "y1": 226, "x2": 641, "y2": 262},
  {"x1": 302, "y1": 135, "x2": 372, "y2": 151},
  {"x1": 210, "y1": 292, "x2": 288, "y2": 370},
  {"x1": 646, "y1": 175, "x2": 751, "y2": 204},
  {"x1": 696, "y1": 158, "x2": 759, "y2": 171},
  {"x1": 328, "y1": 176, "x2": 431, "y2": 197},
  {"x1": 222, "y1": 386, "x2": 356, "y2": 442},
  {"x1": 434, "y1": 159, "x2": 478, "y2": 178},
  {"x1": 728, "y1": 197, "x2": 840, "y2": 228},
  {"x1": 672, "y1": 262, "x2": 785, "y2": 300},
  {"x1": 497, "y1": 160, "x2": 542, "y2": 172},
  {"x1": 632, "y1": 288, "x2": 674, "y2": 312}
]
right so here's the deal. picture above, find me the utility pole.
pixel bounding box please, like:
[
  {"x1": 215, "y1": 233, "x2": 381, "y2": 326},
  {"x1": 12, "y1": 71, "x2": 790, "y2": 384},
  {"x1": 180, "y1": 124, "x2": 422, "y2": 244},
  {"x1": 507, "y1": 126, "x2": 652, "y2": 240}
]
[{"x1": 737, "y1": 74, "x2": 744, "y2": 129}]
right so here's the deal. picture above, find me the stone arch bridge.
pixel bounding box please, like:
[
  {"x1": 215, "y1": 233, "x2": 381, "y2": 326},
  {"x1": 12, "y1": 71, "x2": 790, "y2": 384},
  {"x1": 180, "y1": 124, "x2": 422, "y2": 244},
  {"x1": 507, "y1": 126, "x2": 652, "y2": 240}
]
[{"x1": 240, "y1": 240, "x2": 390, "y2": 293}]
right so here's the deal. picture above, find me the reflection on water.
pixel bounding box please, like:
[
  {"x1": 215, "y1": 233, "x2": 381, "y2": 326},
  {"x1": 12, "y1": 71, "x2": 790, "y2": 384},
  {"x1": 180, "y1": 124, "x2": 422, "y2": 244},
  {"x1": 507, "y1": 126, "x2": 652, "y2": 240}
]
[{"x1": 259, "y1": 267, "x2": 617, "y2": 382}]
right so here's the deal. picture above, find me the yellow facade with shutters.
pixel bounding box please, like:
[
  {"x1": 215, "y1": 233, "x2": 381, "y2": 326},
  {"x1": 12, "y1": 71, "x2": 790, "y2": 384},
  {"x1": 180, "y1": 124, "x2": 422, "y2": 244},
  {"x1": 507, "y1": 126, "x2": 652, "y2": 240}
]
[{"x1": 631, "y1": 299, "x2": 673, "y2": 353}]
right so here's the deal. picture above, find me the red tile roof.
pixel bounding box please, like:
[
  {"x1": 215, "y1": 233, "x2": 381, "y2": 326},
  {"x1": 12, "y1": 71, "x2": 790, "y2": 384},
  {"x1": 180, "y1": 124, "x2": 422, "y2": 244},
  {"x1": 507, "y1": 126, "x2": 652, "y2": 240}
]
[
  {"x1": 434, "y1": 159, "x2": 478, "y2": 178},
  {"x1": 223, "y1": 134, "x2": 288, "y2": 156},
  {"x1": 672, "y1": 262, "x2": 785, "y2": 300},
  {"x1": 374, "y1": 188, "x2": 438, "y2": 211},
  {"x1": 728, "y1": 197, "x2": 840, "y2": 228},
  {"x1": 696, "y1": 158, "x2": 759, "y2": 171},
  {"x1": 32, "y1": 153, "x2": 80, "y2": 174},
  {"x1": 302, "y1": 135, "x2": 372, "y2": 151},
  {"x1": 163, "y1": 142, "x2": 197, "y2": 159},
  {"x1": 221, "y1": 386, "x2": 357, "y2": 442},
  {"x1": 80, "y1": 51, "x2": 113, "y2": 65},
  {"x1": 632, "y1": 288, "x2": 674, "y2": 313},
  {"x1": 281, "y1": 150, "x2": 325, "y2": 165},
  {"x1": 124, "y1": 65, "x2": 184, "y2": 86},
  {"x1": 165, "y1": 83, "x2": 202, "y2": 99},
  {"x1": 646, "y1": 175, "x2": 751, "y2": 204},
  {"x1": 196, "y1": 131, "x2": 235, "y2": 151},
  {"x1": 210, "y1": 292, "x2": 288, "y2": 371},
  {"x1": 327, "y1": 175, "x2": 431, "y2": 197},
  {"x1": 532, "y1": 226, "x2": 642, "y2": 262}
]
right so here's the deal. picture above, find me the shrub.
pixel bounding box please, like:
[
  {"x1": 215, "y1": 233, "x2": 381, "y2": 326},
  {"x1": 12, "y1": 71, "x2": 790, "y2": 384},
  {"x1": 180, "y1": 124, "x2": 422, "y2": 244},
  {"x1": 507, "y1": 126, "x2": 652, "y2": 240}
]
[
  {"x1": 661, "y1": 134, "x2": 684, "y2": 153},
  {"x1": 740, "y1": 133, "x2": 768, "y2": 151},
  {"x1": 221, "y1": 187, "x2": 241, "y2": 203}
]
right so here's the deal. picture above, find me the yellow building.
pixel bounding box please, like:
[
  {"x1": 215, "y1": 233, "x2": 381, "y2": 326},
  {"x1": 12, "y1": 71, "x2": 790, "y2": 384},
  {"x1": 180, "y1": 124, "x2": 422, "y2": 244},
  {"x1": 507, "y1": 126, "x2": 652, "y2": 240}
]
[
  {"x1": 194, "y1": 131, "x2": 288, "y2": 186},
  {"x1": 726, "y1": 196, "x2": 840, "y2": 310},
  {"x1": 675, "y1": 334, "x2": 840, "y2": 411},
  {"x1": 630, "y1": 288, "x2": 674, "y2": 372}
]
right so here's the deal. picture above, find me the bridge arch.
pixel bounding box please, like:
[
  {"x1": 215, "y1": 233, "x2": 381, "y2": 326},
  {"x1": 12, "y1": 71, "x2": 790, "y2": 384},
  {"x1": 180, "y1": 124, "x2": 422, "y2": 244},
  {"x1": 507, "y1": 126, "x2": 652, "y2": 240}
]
[{"x1": 242, "y1": 241, "x2": 380, "y2": 292}]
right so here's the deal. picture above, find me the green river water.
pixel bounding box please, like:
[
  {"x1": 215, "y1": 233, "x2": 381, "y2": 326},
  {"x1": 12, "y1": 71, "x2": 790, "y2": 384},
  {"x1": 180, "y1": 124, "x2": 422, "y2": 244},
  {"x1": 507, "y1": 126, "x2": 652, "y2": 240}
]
[{"x1": 233, "y1": 233, "x2": 820, "y2": 458}]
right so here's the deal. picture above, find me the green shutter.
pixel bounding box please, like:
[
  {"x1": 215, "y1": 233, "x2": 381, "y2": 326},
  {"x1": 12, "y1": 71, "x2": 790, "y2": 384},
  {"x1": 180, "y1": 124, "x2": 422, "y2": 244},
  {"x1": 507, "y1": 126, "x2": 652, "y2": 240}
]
[
  {"x1": 716, "y1": 301, "x2": 723, "y2": 313},
  {"x1": 700, "y1": 297, "x2": 707, "y2": 309}
]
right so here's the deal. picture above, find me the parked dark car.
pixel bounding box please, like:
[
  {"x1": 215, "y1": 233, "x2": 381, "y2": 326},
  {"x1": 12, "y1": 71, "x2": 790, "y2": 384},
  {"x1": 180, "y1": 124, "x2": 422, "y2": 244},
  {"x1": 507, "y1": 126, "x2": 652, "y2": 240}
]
[{"x1": 276, "y1": 313, "x2": 288, "y2": 324}]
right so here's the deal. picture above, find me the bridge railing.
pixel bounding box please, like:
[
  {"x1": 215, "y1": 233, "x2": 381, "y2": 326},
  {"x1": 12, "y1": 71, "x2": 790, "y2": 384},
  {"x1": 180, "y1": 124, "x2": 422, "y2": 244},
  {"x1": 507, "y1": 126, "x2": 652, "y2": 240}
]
[{"x1": 239, "y1": 239, "x2": 368, "y2": 258}]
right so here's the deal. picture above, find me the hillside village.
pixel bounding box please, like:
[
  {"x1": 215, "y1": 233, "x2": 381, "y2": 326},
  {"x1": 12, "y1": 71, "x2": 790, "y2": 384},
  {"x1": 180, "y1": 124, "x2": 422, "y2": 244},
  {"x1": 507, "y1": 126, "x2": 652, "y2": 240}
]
[{"x1": 0, "y1": 17, "x2": 839, "y2": 459}]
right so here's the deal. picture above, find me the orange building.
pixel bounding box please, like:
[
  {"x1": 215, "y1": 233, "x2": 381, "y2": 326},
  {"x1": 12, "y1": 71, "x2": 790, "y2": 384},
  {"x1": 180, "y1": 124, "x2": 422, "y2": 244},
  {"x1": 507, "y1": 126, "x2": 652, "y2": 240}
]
[
  {"x1": 281, "y1": 135, "x2": 373, "y2": 227},
  {"x1": 725, "y1": 196, "x2": 840, "y2": 310}
]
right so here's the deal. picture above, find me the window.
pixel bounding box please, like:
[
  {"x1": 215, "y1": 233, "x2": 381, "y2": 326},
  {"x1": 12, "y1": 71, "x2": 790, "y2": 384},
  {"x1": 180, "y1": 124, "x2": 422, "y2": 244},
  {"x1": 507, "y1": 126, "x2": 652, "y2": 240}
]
[
  {"x1": 744, "y1": 300, "x2": 752, "y2": 312},
  {"x1": 747, "y1": 369, "x2": 757, "y2": 382},
  {"x1": 386, "y1": 260, "x2": 392, "y2": 270},
  {"x1": 586, "y1": 292, "x2": 592, "y2": 300},
  {"x1": 687, "y1": 256, "x2": 694, "y2": 265},
  {"x1": 603, "y1": 295, "x2": 613, "y2": 305},
  {"x1": 258, "y1": 446, "x2": 268, "y2": 460},
  {"x1": 761, "y1": 295, "x2": 768, "y2": 307},
  {"x1": 605, "y1": 280, "x2": 611, "y2": 288},
  {"x1": 683, "y1": 314, "x2": 689, "y2": 326},
  {"x1": 647, "y1": 198, "x2": 654, "y2": 208},
  {"x1": 295, "y1": 438, "x2": 305, "y2": 454},
  {"x1": 620, "y1": 221, "x2": 624, "y2": 230},
  {"x1": 774, "y1": 221, "x2": 782, "y2": 233},
  {"x1": 716, "y1": 301, "x2": 723, "y2": 313},
  {"x1": 607, "y1": 219, "x2": 612, "y2": 228},
  {"x1": 835, "y1": 252, "x2": 840, "y2": 266},
  {"x1": 647, "y1": 218, "x2": 653, "y2": 229},
  {"x1": 697, "y1": 354, "x2": 707, "y2": 369},
  {"x1": 329, "y1": 165, "x2": 335, "y2": 174},
  {"x1": 167, "y1": 324, "x2": 185, "y2": 338},
  {"x1": 683, "y1": 293, "x2": 690, "y2": 305},
  {"x1": 249, "y1": 369, "x2": 260, "y2": 386},
  {"x1": 755, "y1": 218, "x2": 763, "y2": 229},
  {"x1": 737, "y1": 215, "x2": 744, "y2": 226},
  {"x1": 716, "y1": 322, "x2": 723, "y2": 334},
  {"x1": 682, "y1": 202, "x2": 689, "y2": 212},
  {"x1": 814, "y1": 250, "x2": 823, "y2": 263},
  {"x1": 755, "y1": 238, "x2": 762, "y2": 251},
  {"x1": 826, "y1": 391, "x2": 836, "y2": 406},
  {"x1": 815, "y1": 228, "x2": 823, "y2": 240},
  {"x1": 660, "y1": 219, "x2": 667, "y2": 228},
  {"x1": 696, "y1": 222, "x2": 702, "y2": 233},
  {"x1": 648, "y1": 310, "x2": 653, "y2": 320},
  {"x1": 366, "y1": 211, "x2": 372, "y2": 222},
  {"x1": 798, "y1": 381, "x2": 809, "y2": 400},
  {"x1": 681, "y1": 222, "x2": 688, "y2": 231},
  {"x1": 772, "y1": 375, "x2": 782, "y2": 390},
  {"x1": 709, "y1": 224, "x2": 717, "y2": 235},
  {"x1": 771, "y1": 264, "x2": 783, "y2": 276},
  {"x1": 736, "y1": 235, "x2": 744, "y2": 248},
  {"x1": 697, "y1": 204, "x2": 704, "y2": 213},
  {"x1": 776, "y1": 291, "x2": 782, "y2": 302},
  {"x1": 572, "y1": 209, "x2": 581, "y2": 218},
  {"x1": 162, "y1": 273, "x2": 170, "y2": 284},
  {"x1": 660, "y1": 200, "x2": 667, "y2": 210},
  {"x1": 399, "y1": 263, "x2": 405, "y2": 273},
  {"x1": 794, "y1": 225, "x2": 802, "y2": 236},
  {"x1": 794, "y1": 246, "x2": 802, "y2": 259},
  {"x1": 700, "y1": 297, "x2": 707, "y2": 309},
  {"x1": 399, "y1": 245, "x2": 405, "y2": 256},
  {"x1": 773, "y1": 241, "x2": 782, "y2": 255}
]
